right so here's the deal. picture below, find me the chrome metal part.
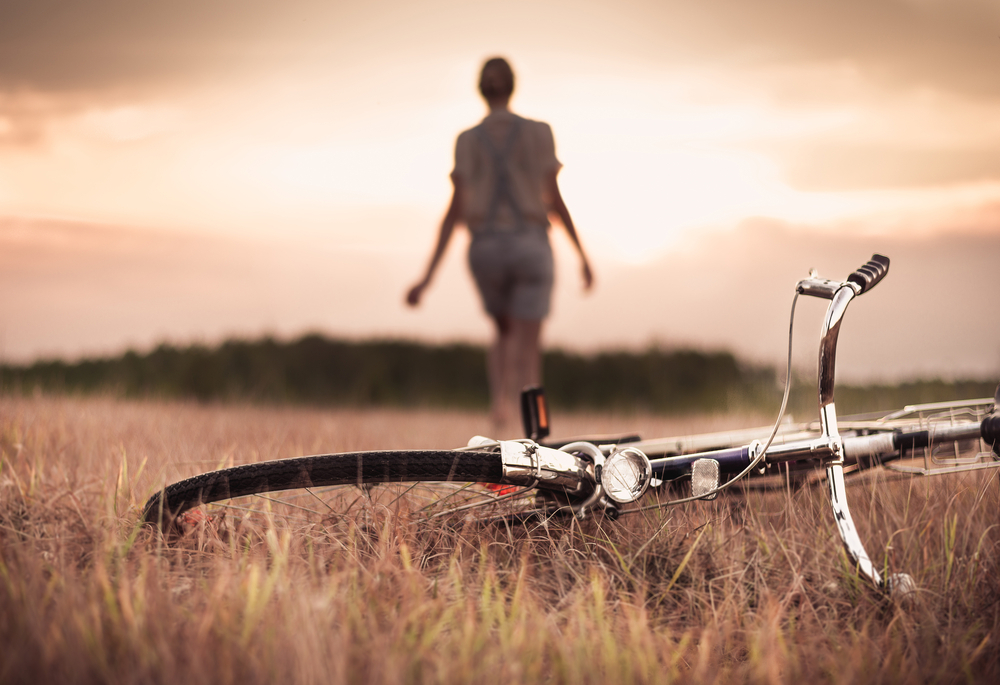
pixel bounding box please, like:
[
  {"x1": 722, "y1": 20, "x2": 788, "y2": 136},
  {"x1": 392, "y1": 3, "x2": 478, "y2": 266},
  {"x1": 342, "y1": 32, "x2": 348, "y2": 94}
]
[
  {"x1": 886, "y1": 573, "x2": 917, "y2": 602},
  {"x1": 813, "y1": 281, "x2": 882, "y2": 589},
  {"x1": 884, "y1": 397, "x2": 995, "y2": 419},
  {"x1": 560, "y1": 441, "x2": 605, "y2": 464},
  {"x1": 690, "y1": 459, "x2": 720, "y2": 500},
  {"x1": 796, "y1": 276, "x2": 854, "y2": 300},
  {"x1": 559, "y1": 441, "x2": 606, "y2": 517},
  {"x1": 886, "y1": 460, "x2": 1000, "y2": 476},
  {"x1": 819, "y1": 403, "x2": 842, "y2": 455},
  {"x1": 498, "y1": 440, "x2": 594, "y2": 495},
  {"x1": 601, "y1": 446, "x2": 652, "y2": 504},
  {"x1": 842, "y1": 433, "x2": 896, "y2": 463},
  {"x1": 827, "y1": 462, "x2": 882, "y2": 588},
  {"x1": 749, "y1": 440, "x2": 766, "y2": 474},
  {"x1": 817, "y1": 287, "x2": 856, "y2": 409},
  {"x1": 761, "y1": 436, "x2": 839, "y2": 465},
  {"x1": 630, "y1": 420, "x2": 815, "y2": 459}
]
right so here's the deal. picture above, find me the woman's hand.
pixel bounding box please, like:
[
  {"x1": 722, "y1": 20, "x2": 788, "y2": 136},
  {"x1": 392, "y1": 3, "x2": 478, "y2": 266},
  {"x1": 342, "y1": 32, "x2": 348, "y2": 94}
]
[
  {"x1": 405, "y1": 281, "x2": 427, "y2": 307},
  {"x1": 581, "y1": 260, "x2": 594, "y2": 290}
]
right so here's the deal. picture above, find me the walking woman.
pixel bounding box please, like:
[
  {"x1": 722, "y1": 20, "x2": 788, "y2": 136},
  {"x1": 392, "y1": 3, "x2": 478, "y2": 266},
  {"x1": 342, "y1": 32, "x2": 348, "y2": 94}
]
[{"x1": 406, "y1": 57, "x2": 593, "y2": 433}]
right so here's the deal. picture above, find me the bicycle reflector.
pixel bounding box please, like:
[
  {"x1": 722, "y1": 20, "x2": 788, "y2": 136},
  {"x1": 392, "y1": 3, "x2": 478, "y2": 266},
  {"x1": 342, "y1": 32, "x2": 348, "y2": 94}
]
[
  {"x1": 601, "y1": 447, "x2": 652, "y2": 504},
  {"x1": 520, "y1": 386, "x2": 550, "y2": 441}
]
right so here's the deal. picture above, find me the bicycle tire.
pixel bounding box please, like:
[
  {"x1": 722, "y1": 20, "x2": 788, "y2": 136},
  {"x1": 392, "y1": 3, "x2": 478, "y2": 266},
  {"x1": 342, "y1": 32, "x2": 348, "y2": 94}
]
[{"x1": 142, "y1": 449, "x2": 509, "y2": 530}]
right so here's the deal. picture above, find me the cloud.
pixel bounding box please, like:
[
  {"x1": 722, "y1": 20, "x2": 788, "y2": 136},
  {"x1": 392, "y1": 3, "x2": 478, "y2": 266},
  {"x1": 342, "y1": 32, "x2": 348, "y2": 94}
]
[
  {"x1": 2, "y1": 0, "x2": 999, "y2": 210},
  {"x1": 775, "y1": 143, "x2": 1000, "y2": 191},
  {"x1": 0, "y1": 92, "x2": 67, "y2": 148},
  {"x1": 0, "y1": 0, "x2": 379, "y2": 93},
  {"x1": 643, "y1": 0, "x2": 1000, "y2": 101},
  {"x1": 2, "y1": 0, "x2": 997, "y2": 99}
]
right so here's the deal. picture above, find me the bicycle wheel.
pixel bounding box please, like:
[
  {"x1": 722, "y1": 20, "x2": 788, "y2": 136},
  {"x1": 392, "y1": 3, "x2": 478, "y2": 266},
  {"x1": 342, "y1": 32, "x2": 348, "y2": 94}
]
[{"x1": 141, "y1": 449, "x2": 555, "y2": 534}]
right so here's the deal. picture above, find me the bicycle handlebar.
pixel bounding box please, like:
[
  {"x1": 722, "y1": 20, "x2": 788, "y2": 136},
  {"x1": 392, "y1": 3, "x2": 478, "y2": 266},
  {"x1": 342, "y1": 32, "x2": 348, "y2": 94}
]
[
  {"x1": 648, "y1": 254, "x2": 905, "y2": 592},
  {"x1": 792, "y1": 254, "x2": 893, "y2": 588},
  {"x1": 795, "y1": 253, "x2": 890, "y2": 299}
]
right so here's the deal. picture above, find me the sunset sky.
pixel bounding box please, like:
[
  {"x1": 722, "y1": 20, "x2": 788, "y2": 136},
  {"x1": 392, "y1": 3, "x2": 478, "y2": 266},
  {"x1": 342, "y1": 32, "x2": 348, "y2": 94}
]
[{"x1": 2, "y1": 0, "x2": 999, "y2": 383}]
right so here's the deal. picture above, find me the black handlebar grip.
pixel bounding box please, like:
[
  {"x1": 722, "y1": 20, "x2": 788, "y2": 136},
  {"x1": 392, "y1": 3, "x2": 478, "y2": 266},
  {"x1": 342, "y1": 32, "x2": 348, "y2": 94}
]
[
  {"x1": 846, "y1": 254, "x2": 890, "y2": 295},
  {"x1": 982, "y1": 414, "x2": 1000, "y2": 457}
]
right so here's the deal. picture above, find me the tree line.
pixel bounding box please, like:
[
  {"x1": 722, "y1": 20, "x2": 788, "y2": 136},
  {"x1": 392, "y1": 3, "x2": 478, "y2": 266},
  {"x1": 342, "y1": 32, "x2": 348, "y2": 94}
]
[
  {"x1": 0, "y1": 334, "x2": 775, "y2": 413},
  {"x1": 2, "y1": 334, "x2": 994, "y2": 415}
]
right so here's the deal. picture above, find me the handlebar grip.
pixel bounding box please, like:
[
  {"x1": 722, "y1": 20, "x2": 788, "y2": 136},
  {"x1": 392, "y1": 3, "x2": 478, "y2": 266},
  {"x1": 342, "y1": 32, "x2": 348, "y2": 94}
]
[
  {"x1": 846, "y1": 254, "x2": 890, "y2": 295},
  {"x1": 983, "y1": 414, "x2": 1000, "y2": 457}
]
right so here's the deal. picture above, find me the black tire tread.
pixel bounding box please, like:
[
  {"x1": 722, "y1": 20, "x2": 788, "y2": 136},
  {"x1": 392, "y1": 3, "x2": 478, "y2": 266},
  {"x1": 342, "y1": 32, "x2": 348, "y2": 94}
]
[{"x1": 143, "y1": 450, "x2": 502, "y2": 525}]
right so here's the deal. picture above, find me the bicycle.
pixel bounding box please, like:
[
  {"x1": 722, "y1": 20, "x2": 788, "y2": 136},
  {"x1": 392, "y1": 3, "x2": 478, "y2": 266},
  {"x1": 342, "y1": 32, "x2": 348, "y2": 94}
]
[{"x1": 142, "y1": 254, "x2": 1000, "y2": 596}]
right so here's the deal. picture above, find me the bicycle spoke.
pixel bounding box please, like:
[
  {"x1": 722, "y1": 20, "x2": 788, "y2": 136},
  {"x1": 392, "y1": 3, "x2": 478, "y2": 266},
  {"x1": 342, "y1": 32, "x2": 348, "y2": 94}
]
[{"x1": 205, "y1": 500, "x2": 318, "y2": 525}]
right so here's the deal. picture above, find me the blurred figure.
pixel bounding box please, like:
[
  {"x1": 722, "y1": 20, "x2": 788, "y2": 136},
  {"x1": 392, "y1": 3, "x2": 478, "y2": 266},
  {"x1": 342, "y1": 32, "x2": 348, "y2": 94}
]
[{"x1": 406, "y1": 57, "x2": 593, "y2": 434}]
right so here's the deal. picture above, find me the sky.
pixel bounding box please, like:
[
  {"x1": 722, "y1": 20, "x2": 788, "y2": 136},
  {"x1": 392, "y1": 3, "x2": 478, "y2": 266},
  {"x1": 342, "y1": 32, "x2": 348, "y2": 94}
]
[{"x1": 1, "y1": 0, "x2": 999, "y2": 383}]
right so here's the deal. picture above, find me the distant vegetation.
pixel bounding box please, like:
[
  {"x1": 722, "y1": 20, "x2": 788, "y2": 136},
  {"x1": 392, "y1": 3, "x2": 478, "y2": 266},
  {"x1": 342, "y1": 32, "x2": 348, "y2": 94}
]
[{"x1": 1, "y1": 333, "x2": 995, "y2": 415}]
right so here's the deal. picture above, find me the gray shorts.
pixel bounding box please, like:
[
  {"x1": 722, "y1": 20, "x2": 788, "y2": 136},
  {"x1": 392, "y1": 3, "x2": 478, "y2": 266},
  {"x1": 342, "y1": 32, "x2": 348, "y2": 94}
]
[{"x1": 468, "y1": 229, "x2": 554, "y2": 320}]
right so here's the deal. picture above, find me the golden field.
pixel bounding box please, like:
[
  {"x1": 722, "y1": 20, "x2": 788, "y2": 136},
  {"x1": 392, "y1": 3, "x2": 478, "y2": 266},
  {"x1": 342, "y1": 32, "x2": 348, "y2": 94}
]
[{"x1": 2, "y1": 395, "x2": 998, "y2": 683}]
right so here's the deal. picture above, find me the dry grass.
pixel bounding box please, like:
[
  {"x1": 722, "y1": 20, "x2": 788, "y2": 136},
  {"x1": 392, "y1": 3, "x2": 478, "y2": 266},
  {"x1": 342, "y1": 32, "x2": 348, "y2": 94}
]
[{"x1": 2, "y1": 394, "x2": 999, "y2": 684}]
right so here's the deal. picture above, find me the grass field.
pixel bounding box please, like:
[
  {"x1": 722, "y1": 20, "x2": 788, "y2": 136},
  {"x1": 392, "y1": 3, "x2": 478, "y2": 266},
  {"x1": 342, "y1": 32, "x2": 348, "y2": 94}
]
[{"x1": 2, "y1": 395, "x2": 999, "y2": 683}]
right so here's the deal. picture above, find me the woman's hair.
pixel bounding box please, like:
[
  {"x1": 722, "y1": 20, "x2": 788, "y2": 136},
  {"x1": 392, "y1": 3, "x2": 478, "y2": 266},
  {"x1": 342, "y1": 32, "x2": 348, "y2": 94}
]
[{"x1": 478, "y1": 57, "x2": 515, "y2": 101}]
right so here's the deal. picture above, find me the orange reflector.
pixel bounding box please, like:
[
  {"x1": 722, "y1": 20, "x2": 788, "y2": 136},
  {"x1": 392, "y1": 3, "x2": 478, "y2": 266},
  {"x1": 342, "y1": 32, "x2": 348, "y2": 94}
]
[{"x1": 481, "y1": 483, "x2": 519, "y2": 497}]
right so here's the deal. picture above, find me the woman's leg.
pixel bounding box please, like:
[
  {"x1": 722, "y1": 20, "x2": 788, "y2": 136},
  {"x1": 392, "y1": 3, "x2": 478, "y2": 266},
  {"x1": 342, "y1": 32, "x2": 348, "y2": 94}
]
[
  {"x1": 474, "y1": 232, "x2": 549, "y2": 436},
  {"x1": 488, "y1": 314, "x2": 512, "y2": 433},
  {"x1": 489, "y1": 317, "x2": 542, "y2": 436},
  {"x1": 488, "y1": 315, "x2": 543, "y2": 436},
  {"x1": 508, "y1": 317, "x2": 543, "y2": 397}
]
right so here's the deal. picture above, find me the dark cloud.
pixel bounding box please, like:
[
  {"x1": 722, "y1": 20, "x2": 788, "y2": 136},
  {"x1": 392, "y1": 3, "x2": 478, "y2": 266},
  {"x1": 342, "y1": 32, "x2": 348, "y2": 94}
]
[
  {"x1": 0, "y1": 1, "x2": 222, "y2": 91},
  {"x1": 2, "y1": 0, "x2": 998, "y2": 189},
  {"x1": 1, "y1": 0, "x2": 997, "y2": 100},
  {"x1": 0, "y1": 0, "x2": 367, "y2": 148},
  {"x1": 0, "y1": 0, "x2": 359, "y2": 93}
]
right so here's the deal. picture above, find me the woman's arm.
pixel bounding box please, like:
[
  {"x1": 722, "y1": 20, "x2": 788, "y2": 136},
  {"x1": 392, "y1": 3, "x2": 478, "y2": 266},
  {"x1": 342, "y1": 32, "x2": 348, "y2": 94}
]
[
  {"x1": 406, "y1": 178, "x2": 464, "y2": 306},
  {"x1": 546, "y1": 171, "x2": 593, "y2": 290}
]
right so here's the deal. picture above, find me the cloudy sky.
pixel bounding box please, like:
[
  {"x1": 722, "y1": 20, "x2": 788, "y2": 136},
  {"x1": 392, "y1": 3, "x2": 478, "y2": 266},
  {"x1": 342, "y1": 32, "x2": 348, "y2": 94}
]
[{"x1": 2, "y1": 0, "x2": 999, "y2": 382}]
